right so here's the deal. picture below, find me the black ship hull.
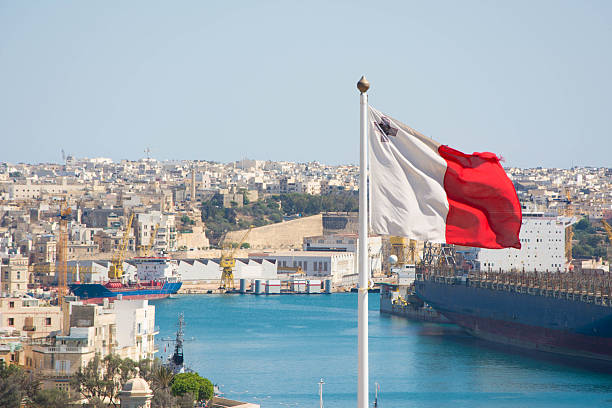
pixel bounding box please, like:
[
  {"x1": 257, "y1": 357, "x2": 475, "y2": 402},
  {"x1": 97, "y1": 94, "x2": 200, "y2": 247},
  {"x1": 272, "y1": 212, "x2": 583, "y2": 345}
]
[{"x1": 415, "y1": 278, "x2": 612, "y2": 362}]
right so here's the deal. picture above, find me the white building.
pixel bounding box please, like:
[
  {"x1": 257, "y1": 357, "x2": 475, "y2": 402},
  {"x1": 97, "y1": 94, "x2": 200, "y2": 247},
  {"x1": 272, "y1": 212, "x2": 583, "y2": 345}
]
[
  {"x1": 177, "y1": 258, "x2": 278, "y2": 283},
  {"x1": 476, "y1": 212, "x2": 572, "y2": 272},
  {"x1": 257, "y1": 251, "x2": 354, "y2": 284},
  {"x1": 303, "y1": 234, "x2": 382, "y2": 276},
  {"x1": 135, "y1": 211, "x2": 177, "y2": 253},
  {"x1": 113, "y1": 299, "x2": 157, "y2": 362}
]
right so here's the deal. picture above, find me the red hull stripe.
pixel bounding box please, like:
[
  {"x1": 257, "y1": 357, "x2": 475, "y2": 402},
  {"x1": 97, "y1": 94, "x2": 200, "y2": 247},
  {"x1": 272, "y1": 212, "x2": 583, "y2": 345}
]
[
  {"x1": 438, "y1": 145, "x2": 522, "y2": 249},
  {"x1": 81, "y1": 293, "x2": 170, "y2": 304}
]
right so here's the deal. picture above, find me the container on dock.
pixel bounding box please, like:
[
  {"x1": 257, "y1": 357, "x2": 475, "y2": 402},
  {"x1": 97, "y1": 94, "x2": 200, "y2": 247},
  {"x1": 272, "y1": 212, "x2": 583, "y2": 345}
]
[
  {"x1": 291, "y1": 279, "x2": 307, "y2": 293},
  {"x1": 266, "y1": 279, "x2": 281, "y2": 294},
  {"x1": 324, "y1": 279, "x2": 332, "y2": 294},
  {"x1": 254, "y1": 279, "x2": 264, "y2": 295},
  {"x1": 307, "y1": 280, "x2": 321, "y2": 294},
  {"x1": 239, "y1": 279, "x2": 247, "y2": 294}
]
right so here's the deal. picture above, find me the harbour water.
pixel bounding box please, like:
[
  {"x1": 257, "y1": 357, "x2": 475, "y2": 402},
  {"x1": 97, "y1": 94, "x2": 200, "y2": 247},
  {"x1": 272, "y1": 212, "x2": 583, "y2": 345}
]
[{"x1": 153, "y1": 294, "x2": 612, "y2": 407}]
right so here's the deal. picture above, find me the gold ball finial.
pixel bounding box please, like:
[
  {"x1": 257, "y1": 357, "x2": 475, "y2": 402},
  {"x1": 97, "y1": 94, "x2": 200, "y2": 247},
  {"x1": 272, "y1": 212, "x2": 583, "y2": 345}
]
[{"x1": 357, "y1": 76, "x2": 370, "y2": 93}]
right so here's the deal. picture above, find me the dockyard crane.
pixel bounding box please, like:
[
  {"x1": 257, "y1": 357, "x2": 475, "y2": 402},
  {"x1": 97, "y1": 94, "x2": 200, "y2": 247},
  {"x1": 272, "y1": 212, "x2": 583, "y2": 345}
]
[
  {"x1": 219, "y1": 225, "x2": 253, "y2": 290},
  {"x1": 108, "y1": 213, "x2": 134, "y2": 280},
  {"x1": 387, "y1": 236, "x2": 420, "y2": 276}
]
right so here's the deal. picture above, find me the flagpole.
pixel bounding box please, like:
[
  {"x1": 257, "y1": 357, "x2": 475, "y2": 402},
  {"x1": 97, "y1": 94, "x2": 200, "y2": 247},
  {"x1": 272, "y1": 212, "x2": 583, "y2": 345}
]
[{"x1": 357, "y1": 75, "x2": 370, "y2": 408}]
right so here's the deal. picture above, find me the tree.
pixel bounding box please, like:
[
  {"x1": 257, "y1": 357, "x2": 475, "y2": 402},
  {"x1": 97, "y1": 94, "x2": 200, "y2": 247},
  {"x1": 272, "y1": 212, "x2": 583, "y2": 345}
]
[
  {"x1": 0, "y1": 361, "x2": 72, "y2": 408},
  {"x1": 150, "y1": 365, "x2": 174, "y2": 392},
  {"x1": 0, "y1": 361, "x2": 40, "y2": 408},
  {"x1": 171, "y1": 372, "x2": 213, "y2": 403},
  {"x1": 31, "y1": 388, "x2": 76, "y2": 408},
  {"x1": 71, "y1": 354, "x2": 138, "y2": 408}
]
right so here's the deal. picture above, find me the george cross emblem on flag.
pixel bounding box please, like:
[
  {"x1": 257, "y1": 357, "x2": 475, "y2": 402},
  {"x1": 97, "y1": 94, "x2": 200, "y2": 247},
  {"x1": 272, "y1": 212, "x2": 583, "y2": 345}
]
[{"x1": 375, "y1": 117, "x2": 398, "y2": 142}]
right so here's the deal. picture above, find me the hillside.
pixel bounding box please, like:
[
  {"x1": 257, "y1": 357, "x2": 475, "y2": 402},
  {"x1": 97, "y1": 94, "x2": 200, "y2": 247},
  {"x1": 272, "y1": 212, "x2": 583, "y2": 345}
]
[{"x1": 201, "y1": 192, "x2": 358, "y2": 245}]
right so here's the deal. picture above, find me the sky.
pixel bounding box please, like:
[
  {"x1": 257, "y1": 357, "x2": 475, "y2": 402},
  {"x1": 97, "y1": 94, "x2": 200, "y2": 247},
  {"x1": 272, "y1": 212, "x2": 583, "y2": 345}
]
[{"x1": 0, "y1": 1, "x2": 611, "y2": 168}]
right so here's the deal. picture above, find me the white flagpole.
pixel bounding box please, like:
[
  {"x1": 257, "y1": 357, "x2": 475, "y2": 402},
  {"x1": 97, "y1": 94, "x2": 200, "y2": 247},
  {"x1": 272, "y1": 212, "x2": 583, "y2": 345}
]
[{"x1": 357, "y1": 75, "x2": 370, "y2": 408}]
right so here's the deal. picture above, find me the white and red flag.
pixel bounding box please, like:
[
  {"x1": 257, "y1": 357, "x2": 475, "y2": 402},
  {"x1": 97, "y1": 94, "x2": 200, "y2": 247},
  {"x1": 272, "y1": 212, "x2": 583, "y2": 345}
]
[{"x1": 368, "y1": 106, "x2": 522, "y2": 249}]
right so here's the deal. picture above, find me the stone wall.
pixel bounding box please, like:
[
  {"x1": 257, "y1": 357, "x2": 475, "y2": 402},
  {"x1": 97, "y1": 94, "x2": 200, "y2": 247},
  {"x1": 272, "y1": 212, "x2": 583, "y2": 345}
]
[{"x1": 225, "y1": 214, "x2": 323, "y2": 250}]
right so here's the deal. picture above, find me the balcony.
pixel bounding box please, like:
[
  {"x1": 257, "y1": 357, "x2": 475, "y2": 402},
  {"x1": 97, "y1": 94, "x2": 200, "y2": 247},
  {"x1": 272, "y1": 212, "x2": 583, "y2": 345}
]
[{"x1": 33, "y1": 345, "x2": 91, "y2": 354}]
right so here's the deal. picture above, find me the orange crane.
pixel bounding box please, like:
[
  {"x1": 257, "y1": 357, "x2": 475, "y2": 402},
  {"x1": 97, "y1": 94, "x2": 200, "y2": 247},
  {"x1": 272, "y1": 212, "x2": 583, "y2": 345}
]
[
  {"x1": 108, "y1": 213, "x2": 134, "y2": 280},
  {"x1": 219, "y1": 226, "x2": 253, "y2": 290},
  {"x1": 57, "y1": 201, "x2": 71, "y2": 310}
]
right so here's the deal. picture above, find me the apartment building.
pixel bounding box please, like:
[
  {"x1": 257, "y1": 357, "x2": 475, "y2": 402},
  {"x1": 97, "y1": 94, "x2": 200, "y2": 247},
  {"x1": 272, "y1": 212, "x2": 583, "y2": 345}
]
[
  {"x1": 0, "y1": 297, "x2": 61, "y2": 339},
  {"x1": 24, "y1": 299, "x2": 157, "y2": 390},
  {"x1": 1, "y1": 254, "x2": 30, "y2": 295},
  {"x1": 135, "y1": 211, "x2": 177, "y2": 253}
]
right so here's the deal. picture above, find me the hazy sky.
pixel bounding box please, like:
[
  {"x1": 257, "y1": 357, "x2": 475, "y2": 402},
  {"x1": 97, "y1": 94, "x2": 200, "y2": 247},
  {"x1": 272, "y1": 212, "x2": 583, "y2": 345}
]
[{"x1": 1, "y1": 1, "x2": 610, "y2": 168}]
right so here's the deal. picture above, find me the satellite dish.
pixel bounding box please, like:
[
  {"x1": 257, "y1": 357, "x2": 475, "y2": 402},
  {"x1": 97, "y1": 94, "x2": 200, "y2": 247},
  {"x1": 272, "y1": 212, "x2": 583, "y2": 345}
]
[{"x1": 388, "y1": 255, "x2": 398, "y2": 265}]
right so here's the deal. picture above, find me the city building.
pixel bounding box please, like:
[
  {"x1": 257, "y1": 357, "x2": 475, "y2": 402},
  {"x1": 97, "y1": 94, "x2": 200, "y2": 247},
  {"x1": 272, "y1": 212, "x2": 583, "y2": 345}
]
[
  {"x1": 0, "y1": 297, "x2": 61, "y2": 339},
  {"x1": 24, "y1": 299, "x2": 157, "y2": 390},
  {"x1": 1, "y1": 254, "x2": 30, "y2": 295},
  {"x1": 257, "y1": 251, "x2": 355, "y2": 284},
  {"x1": 475, "y1": 211, "x2": 572, "y2": 271}
]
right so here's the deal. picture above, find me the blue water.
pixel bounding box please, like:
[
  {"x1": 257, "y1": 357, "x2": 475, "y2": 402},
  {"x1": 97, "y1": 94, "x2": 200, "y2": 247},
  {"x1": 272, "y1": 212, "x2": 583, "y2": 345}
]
[{"x1": 152, "y1": 294, "x2": 612, "y2": 407}]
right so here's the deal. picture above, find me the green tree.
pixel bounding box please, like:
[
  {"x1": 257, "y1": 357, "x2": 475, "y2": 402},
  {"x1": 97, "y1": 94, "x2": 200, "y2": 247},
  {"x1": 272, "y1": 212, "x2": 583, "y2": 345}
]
[
  {"x1": 0, "y1": 361, "x2": 73, "y2": 408},
  {"x1": 71, "y1": 354, "x2": 138, "y2": 408},
  {"x1": 30, "y1": 388, "x2": 75, "y2": 408},
  {"x1": 171, "y1": 372, "x2": 213, "y2": 403},
  {"x1": 150, "y1": 365, "x2": 174, "y2": 392},
  {"x1": 0, "y1": 361, "x2": 40, "y2": 408}
]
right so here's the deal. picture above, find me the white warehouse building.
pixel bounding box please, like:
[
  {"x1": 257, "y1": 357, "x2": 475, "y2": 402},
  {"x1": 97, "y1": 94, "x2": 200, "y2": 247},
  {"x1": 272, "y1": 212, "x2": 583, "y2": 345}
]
[
  {"x1": 256, "y1": 251, "x2": 355, "y2": 284},
  {"x1": 177, "y1": 258, "x2": 278, "y2": 283},
  {"x1": 476, "y1": 212, "x2": 573, "y2": 272}
]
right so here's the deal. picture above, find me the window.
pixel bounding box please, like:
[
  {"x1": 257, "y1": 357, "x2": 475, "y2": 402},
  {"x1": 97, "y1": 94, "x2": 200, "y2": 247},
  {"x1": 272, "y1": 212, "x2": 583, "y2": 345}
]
[
  {"x1": 9, "y1": 301, "x2": 14, "y2": 308},
  {"x1": 324, "y1": 262, "x2": 328, "y2": 272},
  {"x1": 46, "y1": 318, "x2": 52, "y2": 326},
  {"x1": 8, "y1": 318, "x2": 14, "y2": 326}
]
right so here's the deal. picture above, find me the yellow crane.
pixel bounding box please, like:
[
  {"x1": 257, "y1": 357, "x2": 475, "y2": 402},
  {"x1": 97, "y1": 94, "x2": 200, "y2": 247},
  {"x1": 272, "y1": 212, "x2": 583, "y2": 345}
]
[
  {"x1": 388, "y1": 236, "x2": 418, "y2": 276},
  {"x1": 219, "y1": 226, "x2": 253, "y2": 290},
  {"x1": 108, "y1": 213, "x2": 134, "y2": 280}
]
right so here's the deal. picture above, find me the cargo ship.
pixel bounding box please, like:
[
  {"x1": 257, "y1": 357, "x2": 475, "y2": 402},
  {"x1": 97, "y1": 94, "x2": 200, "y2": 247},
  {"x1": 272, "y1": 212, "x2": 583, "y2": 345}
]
[
  {"x1": 415, "y1": 269, "x2": 612, "y2": 362},
  {"x1": 70, "y1": 257, "x2": 182, "y2": 304}
]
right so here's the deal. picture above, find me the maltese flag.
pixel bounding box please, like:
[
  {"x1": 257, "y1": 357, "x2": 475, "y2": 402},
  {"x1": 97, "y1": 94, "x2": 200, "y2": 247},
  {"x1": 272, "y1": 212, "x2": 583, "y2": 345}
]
[{"x1": 368, "y1": 106, "x2": 522, "y2": 249}]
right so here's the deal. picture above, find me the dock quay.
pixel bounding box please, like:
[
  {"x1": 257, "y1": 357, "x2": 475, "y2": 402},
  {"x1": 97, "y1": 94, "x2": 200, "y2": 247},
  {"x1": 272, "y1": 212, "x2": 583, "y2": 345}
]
[{"x1": 178, "y1": 278, "x2": 335, "y2": 295}]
